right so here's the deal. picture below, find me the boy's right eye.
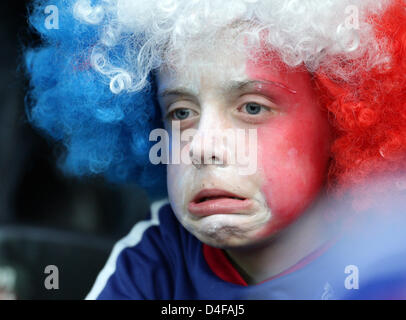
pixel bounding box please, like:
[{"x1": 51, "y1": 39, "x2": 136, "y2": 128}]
[
  {"x1": 173, "y1": 108, "x2": 191, "y2": 120},
  {"x1": 168, "y1": 108, "x2": 198, "y2": 121}
]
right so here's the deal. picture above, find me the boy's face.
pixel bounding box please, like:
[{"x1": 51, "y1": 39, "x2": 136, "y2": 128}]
[{"x1": 157, "y1": 44, "x2": 330, "y2": 248}]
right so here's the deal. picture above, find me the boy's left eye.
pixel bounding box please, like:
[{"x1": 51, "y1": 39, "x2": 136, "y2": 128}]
[
  {"x1": 243, "y1": 102, "x2": 265, "y2": 115},
  {"x1": 240, "y1": 102, "x2": 270, "y2": 115}
]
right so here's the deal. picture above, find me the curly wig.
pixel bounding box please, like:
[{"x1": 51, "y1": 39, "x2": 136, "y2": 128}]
[{"x1": 24, "y1": 0, "x2": 406, "y2": 196}]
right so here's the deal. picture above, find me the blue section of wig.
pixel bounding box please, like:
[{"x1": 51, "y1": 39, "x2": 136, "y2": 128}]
[{"x1": 24, "y1": 0, "x2": 166, "y2": 197}]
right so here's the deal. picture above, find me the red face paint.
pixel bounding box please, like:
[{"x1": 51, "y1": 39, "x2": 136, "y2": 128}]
[{"x1": 247, "y1": 50, "x2": 331, "y2": 235}]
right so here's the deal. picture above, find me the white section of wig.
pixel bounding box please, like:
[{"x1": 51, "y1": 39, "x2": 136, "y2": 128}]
[
  {"x1": 74, "y1": 0, "x2": 391, "y2": 94},
  {"x1": 73, "y1": 0, "x2": 105, "y2": 24}
]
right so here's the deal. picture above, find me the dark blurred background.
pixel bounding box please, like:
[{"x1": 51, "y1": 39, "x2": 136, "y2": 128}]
[{"x1": 0, "y1": 0, "x2": 151, "y2": 299}]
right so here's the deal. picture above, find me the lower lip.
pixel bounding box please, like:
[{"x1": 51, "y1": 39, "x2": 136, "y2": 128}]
[{"x1": 188, "y1": 198, "x2": 253, "y2": 217}]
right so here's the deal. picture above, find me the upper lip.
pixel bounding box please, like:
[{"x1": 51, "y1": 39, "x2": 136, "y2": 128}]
[{"x1": 191, "y1": 188, "x2": 247, "y2": 203}]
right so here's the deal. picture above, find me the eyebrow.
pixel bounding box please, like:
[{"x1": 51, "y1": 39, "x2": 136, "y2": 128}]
[
  {"x1": 158, "y1": 79, "x2": 296, "y2": 99},
  {"x1": 225, "y1": 80, "x2": 297, "y2": 94},
  {"x1": 158, "y1": 87, "x2": 197, "y2": 98}
]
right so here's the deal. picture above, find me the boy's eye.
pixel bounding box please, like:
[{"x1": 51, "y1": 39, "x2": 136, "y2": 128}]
[
  {"x1": 241, "y1": 102, "x2": 270, "y2": 115},
  {"x1": 170, "y1": 108, "x2": 196, "y2": 120},
  {"x1": 244, "y1": 102, "x2": 263, "y2": 115}
]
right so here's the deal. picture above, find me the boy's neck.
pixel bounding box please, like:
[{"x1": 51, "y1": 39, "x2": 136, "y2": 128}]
[{"x1": 224, "y1": 197, "x2": 338, "y2": 285}]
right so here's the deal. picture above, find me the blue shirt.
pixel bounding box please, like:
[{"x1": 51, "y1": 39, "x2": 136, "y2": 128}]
[{"x1": 86, "y1": 199, "x2": 406, "y2": 300}]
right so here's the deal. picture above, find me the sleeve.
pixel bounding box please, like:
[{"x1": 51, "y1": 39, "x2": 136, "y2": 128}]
[{"x1": 85, "y1": 199, "x2": 175, "y2": 300}]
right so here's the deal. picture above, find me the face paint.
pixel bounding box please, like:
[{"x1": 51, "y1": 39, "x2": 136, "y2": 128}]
[
  {"x1": 156, "y1": 39, "x2": 331, "y2": 248},
  {"x1": 246, "y1": 52, "x2": 331, "y2": 236}
]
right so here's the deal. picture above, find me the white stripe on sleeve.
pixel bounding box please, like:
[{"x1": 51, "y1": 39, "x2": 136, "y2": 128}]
[{"x1": 85, "y1": 198, "x2": 169, "y2": 300}]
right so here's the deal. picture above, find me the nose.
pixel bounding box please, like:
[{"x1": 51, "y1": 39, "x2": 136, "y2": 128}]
[
  {"x1": 189, "y1": 136, "x2": 226, "y2": 168},
  {"x1": 188, "y1": 111, "x2": 230, "y2": 168}
]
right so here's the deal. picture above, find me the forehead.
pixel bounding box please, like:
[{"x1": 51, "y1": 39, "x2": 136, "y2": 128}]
[
  {"x1": 157, "y1": 44, "x2": 249, "y2": 95},
  {"x1": 156, "y1": 48, "x2": 304, "y2": 99},
  {"x1": 156, "y1": 25, "x2": 311, "y2": 97}
]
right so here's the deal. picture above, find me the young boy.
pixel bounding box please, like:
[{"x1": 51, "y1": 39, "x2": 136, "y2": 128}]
[{"x1": 25, "y1": 0, "x2": 406, "y2": 299}]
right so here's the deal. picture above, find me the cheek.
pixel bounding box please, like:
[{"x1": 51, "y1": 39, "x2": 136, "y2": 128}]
[
  {"x1": 166, "y1": 133, "x2": 193, "y2": 208},
  {"x1": 167, "y1": 164, "x2": 186, "y2": 211},
  {"x1": 257, "y1": 111, "x2": 330, "y2": 231}
]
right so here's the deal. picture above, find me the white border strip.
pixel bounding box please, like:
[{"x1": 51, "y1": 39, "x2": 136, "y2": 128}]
[{"x1": 85, "y1": 198, "x2": 169, "y2": 300}]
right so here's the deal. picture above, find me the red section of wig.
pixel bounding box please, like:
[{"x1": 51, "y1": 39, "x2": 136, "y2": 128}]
[{"x1": 315, "y1": 0, "x2": 406, "y2": 194}]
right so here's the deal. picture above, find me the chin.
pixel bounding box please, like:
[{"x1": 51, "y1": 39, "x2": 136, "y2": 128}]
[
  {"x1": 184, "y1": 212, "x2": 275, "y2": 249},
  {"x1": 196, "y1": 232, "x2": 255, "y2": 249}
]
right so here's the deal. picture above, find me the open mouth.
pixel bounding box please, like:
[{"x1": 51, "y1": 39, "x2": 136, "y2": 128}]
[{"x1": 188, "y1": 189, "x2": 252, "y2": 217}]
